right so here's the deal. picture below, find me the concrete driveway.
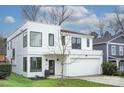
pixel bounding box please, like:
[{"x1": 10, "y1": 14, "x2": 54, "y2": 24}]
[{"x1": 74, "y1": 75, "x2": 124, "y2": 87}]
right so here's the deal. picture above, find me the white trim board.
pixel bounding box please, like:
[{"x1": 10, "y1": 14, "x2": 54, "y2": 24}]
[
  {"x1": 93, "y1": 42, "x2": 107, "y2": 45},
  {"x1": 108, "y1": 42, "x2": 124, "y2": 46}
]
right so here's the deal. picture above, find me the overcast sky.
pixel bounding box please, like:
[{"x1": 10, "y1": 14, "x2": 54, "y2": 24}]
[{"x1": 0, "y1": 5, "x2": 122, "y2": 37}]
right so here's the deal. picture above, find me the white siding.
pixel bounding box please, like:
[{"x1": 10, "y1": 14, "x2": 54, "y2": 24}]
[{"x1": 7, "y1": 21, "x2": 103, "y2": 77}]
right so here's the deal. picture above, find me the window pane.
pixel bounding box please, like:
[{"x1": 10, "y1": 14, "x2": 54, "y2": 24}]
[
  {"x1": 49, "y1": 34, "x2": 54, "y2": 46},
  {"x1": 72, "y1": 37, "x2": 81, "y2": 49},
  {"x1": 111, "y1": 46, "x2": 116, "y2": 55},
  {"x1": 72, "y1": 37, "x2": 76, "y2": 44},
  {"x1": 37, "y1": 57, "x2": 42, "y2": 69},
  {"x1": 31, "y1": 57, "x2": 37, "y2": 71},
  {"x1": 10, "y1": 41, "x2": 12, "y2": 49},
  {"x1": 87, "y1": 39, "x2": 90, "y2": 47},
  {"x1": 61, "y1": 36, "x2": 65, "y2": 45},
  {"x1": 7, "y1": 42, "x2": 9, "y2": 50},
  {"x1": 77, "y1": 38, "x2": 81, "y2": 44},
  {"x1": 23, "y1": 57, "x2": 27, "y2": 72},
  {"x1": 119, "y1": 46, "x2": 123, "y2": 56},
  {"x1": 30, "y1": 32, "x2": 42, "y2": 47},
  {"x1": 12, "y1": 49, "x2": 15, "y2": 60},
  {"x1": 30, "y1": 57, "x2": 42, "y2": 72},
  {"x1": 23, "y1": 32, "x2": 27, "y2": 48}
]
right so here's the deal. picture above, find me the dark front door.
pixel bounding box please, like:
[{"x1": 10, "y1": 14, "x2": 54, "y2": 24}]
[{"x1": 49, "y1": 60, "x2": 55, "y2": 75}]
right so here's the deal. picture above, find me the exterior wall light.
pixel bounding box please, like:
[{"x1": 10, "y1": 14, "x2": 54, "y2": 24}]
[{"x1": 46, "y1": 59, "x2": 48, "y2": 61}]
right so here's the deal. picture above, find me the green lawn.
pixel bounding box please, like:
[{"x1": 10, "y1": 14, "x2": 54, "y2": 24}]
[{"x1": 0, "y1": 73, "x2": 113, "y2": 87}]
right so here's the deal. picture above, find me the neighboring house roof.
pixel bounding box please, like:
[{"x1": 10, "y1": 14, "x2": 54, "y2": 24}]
[
  {"x1": 61, "y1": 29, "x2": 93, "y2": 37},
  {"x1": 61, "y1": 29, "x2": 87, "y2": 35},
  {"x1": 93, "y1": 32, "x2": 124, "y2": 44}
]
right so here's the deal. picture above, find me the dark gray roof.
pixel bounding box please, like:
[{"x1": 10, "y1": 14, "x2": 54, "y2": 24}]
[
  {"x1": 93, "y1": 33, "x2": 124, "y2": 44},
  {"x1": 61, "y1": 29, "x2": 90, "y2": 36},
  {"x1": 93, "y1": 36, "x2": 113, "y2": 44}
]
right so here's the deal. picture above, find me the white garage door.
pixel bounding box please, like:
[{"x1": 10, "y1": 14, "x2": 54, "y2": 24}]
[{"x1": 67, "y1": 58, "x2": 101, "y2": 76}]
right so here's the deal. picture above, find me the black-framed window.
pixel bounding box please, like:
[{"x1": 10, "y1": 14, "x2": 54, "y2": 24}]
[
  {"x1": 30, "y1": 31, "x2": 42, "y2": 47},
  {"x1": 30, "y1": 57, "x2": 42, "y2": 72},
  {"x1": 7, "y1": 42, "x2": 9, "y2": 50},
  {"x1": 23, "y1": 57, "x2": 27, "y2": 72},
  {"x1": 49, "y1": 34, "x2": 54, "y2": 46},
  {"x1": 72, "y1": 37, "x2": 81, "y2": 49},
  {"x1": 10, "y1": 41, "x2": 12, "y2": 49},
  {"x1": 87, "y1": 38, "x2": 90, "y2": 47},
  {"x1": 61, "y1": 36, "x2": 65, "y2": 45},
  {"x1": 23, "y1": 32, "x2": 27, "y2": 48},
  {"x1": 12, "y1": 48, "x2": 15, "y2": 60}
]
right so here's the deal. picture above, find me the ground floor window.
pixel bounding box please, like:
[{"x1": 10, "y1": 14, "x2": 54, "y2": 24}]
[
  {"x1": 30, "y1": 57, "x2": 42, "y2": 72},
  {"x1": 23, "y1": 57, "x2": 27, "y2": 72},
  {"x1": 119, "y1": 61, "x2": 124, "y2": 71}
]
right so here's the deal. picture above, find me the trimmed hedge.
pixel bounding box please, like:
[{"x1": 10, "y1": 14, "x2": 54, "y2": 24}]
[
  {"x1": 102, "y1": 62, "x2": 117, "y2": 75},
  {"x1": 0, "y1": 63, "x2": 12, "y2": 79}
]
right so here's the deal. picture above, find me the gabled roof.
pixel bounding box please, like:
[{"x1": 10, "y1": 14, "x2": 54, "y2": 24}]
[{"x1": 93, "y1": 32, "x2": 124, "y2": 44}]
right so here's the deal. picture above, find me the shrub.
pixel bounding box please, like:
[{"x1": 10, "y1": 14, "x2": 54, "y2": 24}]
[
  {"x1": 120, "y1": 72, "x2": 124, "y2": 76},
  {"x1": 0, "y1": 63, "x2": 12, "y2": 79},
  {"x1": 102, "y1": 62, "x2": 117, "y2": 75}
]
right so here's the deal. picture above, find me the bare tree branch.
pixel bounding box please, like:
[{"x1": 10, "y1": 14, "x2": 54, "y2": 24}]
[
  {"x1": 21, "y1": 5, "x2": 74, "y2": 26},
  {"x1": 21, "y1": 5, "x2": 41, "y2": 22}
]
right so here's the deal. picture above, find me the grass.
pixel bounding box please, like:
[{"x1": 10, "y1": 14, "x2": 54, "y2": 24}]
[{"x1": 0, "y1": 73, "x2": 113, "y2": 87}]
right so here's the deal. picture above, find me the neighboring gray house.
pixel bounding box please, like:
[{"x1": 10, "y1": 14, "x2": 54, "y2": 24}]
[{"x1": 93, "y1": 33, "x2": 124, "y2": 71}]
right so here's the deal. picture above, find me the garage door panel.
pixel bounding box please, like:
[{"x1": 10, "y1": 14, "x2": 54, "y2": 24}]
[{"x1": 68, "y1": 58, "x2": 101, "y2": 76}]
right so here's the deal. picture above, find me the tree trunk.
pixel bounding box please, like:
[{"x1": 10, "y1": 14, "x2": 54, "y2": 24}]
[{"x1": 61, "y1": 57, "x2": 64, "y2": 79}]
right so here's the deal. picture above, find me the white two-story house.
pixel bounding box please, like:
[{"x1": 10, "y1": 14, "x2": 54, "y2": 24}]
[{"x1": 7, "y1": 21, "x2": 103, "y2": 78}]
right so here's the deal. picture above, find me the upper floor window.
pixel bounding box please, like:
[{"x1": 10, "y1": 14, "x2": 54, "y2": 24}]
[
  {"x1": 7, "y1": 42, "x2": 9, "y2": 50},
  {"x1": 23, "y1": 32, "x2": 27, "y2": 48},
  {"x1": 49, "y1": 34, "x2": 54, "y2": 46},
  {"x1": 30, "y1": 31, "x2": 42, "y2": 47},
  {"x1": 119, "y1": 46, "x2": 123, "y2": 56},
  {"x1": 12, "y1": 48, "x2": 15, "y2": 60},
  {"x1": 87, "y1": 38, "x2": 90, "y2": 47},
  {"x1": 10, "y1": 41, "x2": 12, "y2": 49},
  {"x1": 30, "y1": 57, "x2": 42, "y2": 72},
  {"x1": 111, "y1": 45, "x2": 116, "y2": 55},
  {"x1": 72, "y1": 37, "x2": 81, "y2": 49},
  {"x1": 61, "y1": 36, "x2": 65, "y2": 45}
]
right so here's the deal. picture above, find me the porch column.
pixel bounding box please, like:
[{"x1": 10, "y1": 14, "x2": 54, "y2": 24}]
[
  {"x1": 27, "y1": 56, "x2": 30, "y2": 75},
  {"x1": 116, "y1": 58, "x2": 119, "y2": 70}
]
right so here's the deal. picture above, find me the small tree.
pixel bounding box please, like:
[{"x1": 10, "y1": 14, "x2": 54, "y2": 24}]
[{"x1": 48, "y1": 31, "x2": 70, "y2": 79}]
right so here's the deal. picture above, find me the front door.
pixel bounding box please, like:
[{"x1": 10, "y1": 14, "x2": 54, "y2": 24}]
[{"x1": 49, "y1": 60, "x2": 55, "y2": 75}]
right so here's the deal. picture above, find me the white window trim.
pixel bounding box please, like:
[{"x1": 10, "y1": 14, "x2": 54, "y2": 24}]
[
  {"x1": 111, "y1": 45, "x2": 116, "y2": 55},
  {"x1": 119, "y1": 46, "x2": 123, "y2": 56}
]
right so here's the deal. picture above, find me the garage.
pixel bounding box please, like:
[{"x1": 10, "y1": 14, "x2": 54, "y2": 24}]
[{"x1": 67, "y1": 58, "x2": 102, "y2": 76}]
